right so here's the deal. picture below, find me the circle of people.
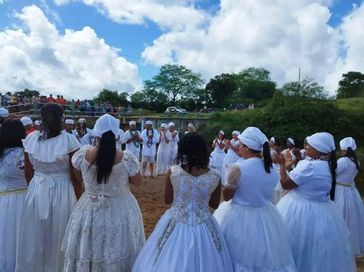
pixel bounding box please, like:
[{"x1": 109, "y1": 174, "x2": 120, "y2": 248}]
[{"x1": 0, "y1": 104, "x2": 363, "y2": 272}]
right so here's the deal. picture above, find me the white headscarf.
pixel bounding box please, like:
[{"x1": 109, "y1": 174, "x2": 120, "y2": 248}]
[
  {"x1": 219, "y1": 130, "x2": 225, "y2": 136},
  {"x1": 168, "y1": 122, "x2": 175, "y2": 127},
  {"x1": 146, "y1": 120, "x2": 153, "y2": 125},
  {"x1": 65, "y1": 119, "x2": 74, "y2": 125},
  {"x1": 270, "y1": 137, "x2": 275, "y2": 144},
  {"x1": 339, "y1": 137, "x2": 356, "y2": 151},
  {"x1": 287, "y1": 138, "x2": 295, "y2": 145},
  {"x1": 93, "y1": 114, "x2": 120, "y2": 138},
  {"x1": 34, "y1": 120, "x2": 41, "y2": 126},
  {"x1": 78, "y1": 118, "x2": 86, "y2": 123},
  {"x1": 129, "y1": 120, "x2": 136, "y2": 126},
  {"x1": 232, "y1": 130, "x2": 240, "y2": 136},
  {"x1": 160, "y1": 123, "x2": 168, "y2": 129},
  {"x1": 0, "y1": 108, "x2": 9, "y2": 117},
  {"x1": 238, "y1": 127, "x2": 268, "y2": 151},
  {"x1": 20, "y1": 116, "x2": 33, "y2": 126},
  {"x1": 306, "y1": 132, "x2": 335, "y2": 154}
]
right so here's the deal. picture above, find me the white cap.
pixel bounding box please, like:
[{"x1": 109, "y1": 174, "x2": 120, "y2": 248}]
[
  {"x1": 20, "y1": 116, "x2": 33, "y2": 126},
  {"x1": 146, "y1": 120, "x2": 153, "y2": 125},
  {"x1": 65, "y1": 119, "x2": 75, "y2": 125},
  {"x1": 78, "y1": 118, "x2": 86, "y2": 123},
  {"x1": 339, "y1": 137, "x2": 356, "y2": 151},
  {"x1": 168, "y1": 122, "x2": 175, "y2": 127},
  {"x1": 93, "y1": 114, "x2": 120, "y2": 138},
  {"x1": 287, "y1": 138, "x2": 295, "y2": 145},
  {"x1": 306, "y1": 132, "x2": 335, "y2": 154},
  {"x1": 34, "y1": 120, "x2": 41, "y2": 126},
  {"x1": 238, "y1": 127, "x2": 268, "y2": 151},
  {"x1": 160, "y1": 123, "x2": 168, "y2": 129},
  {"x1": 232, "y1": 131, "x2": 240, "y2": 136},
  {"x1": 0, "y1": 108, "x2": 9, "y2": 118},
  {"x1": 129, "y1": 120, "x2": 136, "y2": 126}
]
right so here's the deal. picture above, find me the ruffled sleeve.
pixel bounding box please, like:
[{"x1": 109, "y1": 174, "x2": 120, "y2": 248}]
[
  {"x1": 71, "y1": 145, "x2": 90, "y2": 170},
  {"x1": 289, "y1": 160, "x2": 314, "y2": 186},
  {"x1": 226, "y1": 164, "x2": 241, "y2": 188},
  {"x1": 336, "y1": 158, "x2": 347, "y2": 176},
  {"x1": 123, "y1": 150, "x2": 140, "y2": 177}
]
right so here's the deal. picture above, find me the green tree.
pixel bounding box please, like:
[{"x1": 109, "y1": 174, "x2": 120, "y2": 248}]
[
  {"x1": 15, "y1": 88, "x2": 40, "y2": 97},
  {"x1": 93, "y1": 89, "x2": 128, "y2": 106},
  {"x1": 280, "y1": 78, "x2": 327, "y2": 99},
  {"x1": 130, "y1": 86, "x2": 169, "y2": 113},
  {"x1": 205, "y1": 73, "x2": 237, "y2": 107},
  {"x1": 337, "y1": 71, "x2": 364, "y2": 98}
]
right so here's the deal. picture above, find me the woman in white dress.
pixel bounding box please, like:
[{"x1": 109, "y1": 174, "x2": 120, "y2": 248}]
[
  {"x1": 62, "y1": 114, "x2": 145, "y2": 271},
  {"x1": 156, "y1": 123, "x2": 173, "y2": 175},
  {"x1": 132, "y1": 133, "x2": 233, "y2": 272},
  {"x1": 169, "y1": 122, "x2": 179, "y2": 165},
  {"x1": 270, "y1": 137, "x2": 286, "y2": 204},
  {"x1": 0, "y1": 120, "x2": 27, "y2": 271},
  {"x1": 221, "y1": 131, "x2": 240, "y2": 185},
  {"x1": 16, "y1": 103, "x2": 82, "y2": 272},
  {"x1": 209, "y1": 130, "x2": 226, "y2": 176},
  {"x1": 334, "y1": 137, "x2": 364, "y2": 257},
  {"x1": 277, "y1": 132, "x2": 355, "y2": 272},
  {"x1": 214, "y1": 127, "x2": 296, "y2": 271}
]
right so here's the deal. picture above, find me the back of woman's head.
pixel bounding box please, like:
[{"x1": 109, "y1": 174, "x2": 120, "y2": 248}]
[
  {"x1": 95, "y1": 130, "x2": 116, "y2": 184},
  {"x1": 177, "y1": 133, "x2": 209, "y2": 172},
  {"x1": 345, "y1": 147, "x2": 361, "y2": 171},
  {"x1": 41, "y1": 103, "x2": 64, "y2": 139},
  {"x1": 0, "y1": 120, "x2": 26, "y2": 157}
]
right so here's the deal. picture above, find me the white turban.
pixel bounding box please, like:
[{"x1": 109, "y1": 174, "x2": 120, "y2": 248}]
[
  {"x1": 232, "y1": 130, "x2": 240, "y2": 136},
  {"x1": 93, "y1": 114, "x2": 120, "y2": 138},
  {"x1": 0, "y1": 108, "x2": 9, "y2": 117},
  {"x1": 238, "y1": 127, "x2": 268, "y2": 151},
  {"x1": 168, "y1": 122, "x2": 175, "y2": 127},
  {"x1": 146, "y1": 120, "x2": 153, "y2": 125},
  {"x1": 78, "y1": 118, "x2": 86, "y2": 123},
  {"x1": 270, "y1": 137, "x2": 275, "y2": 144},
  {"x1": 65, "y1": 119, "x2": 74, "y2": 125},
  {"x1": 160, "y1": 123, "x2": 168, "y2": 129},
  {"x1": 34, "y1": 120, "x2": 41, "y2": 126},
  {"x1": 339, "y1": 137, "x2": 356, "y2": 151},
  {"x1": 129, "y1": 121, "x2": 136, "y2": 126},
  {"x1": 306, "y1": 132, "x2": 335, "y2": 154},
  {"x1": 20, "y1": 116, "x2": 33, "y2": 126},
  {"x1": 287, "y1": 138, "x2": 295, "y2": 145},
  {"x1": 219, "y1": 130, "x2": 225, "y2": 135}
]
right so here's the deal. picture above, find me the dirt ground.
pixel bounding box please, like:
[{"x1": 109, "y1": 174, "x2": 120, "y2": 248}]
[{"x1": 130, "y1": 175, "x2": 364, "y2": 271}]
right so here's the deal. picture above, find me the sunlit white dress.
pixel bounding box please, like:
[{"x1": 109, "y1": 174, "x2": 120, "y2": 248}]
[
  {"x1": 62, "y1": 146, "x2": 145, "y2": 271},
  {"x1": 277, "y1": 159, "x2": 355, "y2": 272},
  {"x1": 16, "y1": 130, "x2": 80, "y2": 272},
  {"x1": 132, "y1": 165, "x2": 233, "y2": 272},
  {"x1": 221, "y1": 139, "x2": 240, "y2": 185},
  {"x1": 334, "y1": 157, "x2": 364, "y2": 257},
  {"x1": 214, "y1": 158, "x2": 296, "y2": 271},
  {"x1": 209, "y1": 139, "x2": 226, "y2": 177},
  {"x1": 0, "y1": 148, "x2": 27, "y2": 272}
]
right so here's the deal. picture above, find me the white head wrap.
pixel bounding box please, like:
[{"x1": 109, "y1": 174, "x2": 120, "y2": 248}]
[
  {"x1": 20, "y1": 116, "x2": 33, "y2": 126},
  {"x1": 146, "y1": 120, "x2": 153, "y2": 125},
  {"x1": 306, "y1": 132, "x2": 335, "y2": 154},
  {"x1": 238, "y1": 127, "x2": 268, "y2": 151},
  {"x1": 219, "y1": 130, "x2": 225, "y2": 136},
  {"x1": 78, "y1": 118, "x2": 86, "y2": 123},
  {"x1": 93, "y1": 114, "x2": 120, "y2": 138},
  {"x1": 65, "y1": 119, "x2": 74, "y2": 125},
  {"x1": 287, "y1": 138, "x2": 295, "y2": 145},
  {"x1": 129, "y1": 120, "x2": 136, "y2": 126},
  {"x1": 34, "y1": 120, "x2": 41, "y2": 126},
  {"x1": 339, "y1": 137, "x2": 356, "y2": 151},
  {"x1": 160, "y1": 123, "x2": 168, "y2": 129},
  {"x1": 168, "y1": 122, "x2": 175, "y2": 127},
  {"x1": 0, "y1": 108, "x2": 9, "y2": 117},
  {"x1": 232, "y1": 130, "x2": 240, "y2": 136},
  {"x1": 270, "y1": 137, "x2": 275, "y2": 144}
]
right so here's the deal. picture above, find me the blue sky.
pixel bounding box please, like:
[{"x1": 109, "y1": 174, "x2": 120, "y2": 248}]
[{"x1": 0, "y1": 0, "x2": 363, "y2": 97}]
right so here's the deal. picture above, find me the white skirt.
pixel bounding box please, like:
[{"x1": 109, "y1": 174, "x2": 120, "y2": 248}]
[
  {"x1": 62, "y1": 191, "x2": 145, "y2": 272},
  {"x1": 277, "y1": 192, "x2": 356, "y2": 272},
  {"x1": 210, "y1": 151, "x2": 226, "y2": 176},
  {"x1": 0, "y1": 190, "x2": 27, "y2": 272},
  {"x1": 334, "y1": 184, "x2": 364, "y2": 257},
  {"x1": 221, "y1": 151, "x2": 240, "y2": 186},
  {"x1": 214, "y1": 201, "x2": 296, "y2": 272},
  {"x1": 132, "y1": 209, "x2": 233, "y2": 272},
  {"x1": 16, "y1": 173, "x2": 77, "y2": 272}
]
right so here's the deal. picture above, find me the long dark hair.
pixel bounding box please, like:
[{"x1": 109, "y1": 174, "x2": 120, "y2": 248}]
[
  {"x1": 95, "y1": 131, "x2": 116, "y2": 184},
  {"x1": 250, "y1": 142, "x2": 273, "y2": 173},
  {"x1": 345, "y1": 147, "x2": 361, "y2": 171},
  {"x1": 0, "y1": 120, "x2": 26, "y2": 157},
  {"x1": 329, "y1": 151, "x2": 337, "y2": 201},
  {"x1": 177, "y1": 133, "x2": 209, "y2": 173},
  {"x1": 40, "y1": 103, "x2": 64, "y2": 139}
]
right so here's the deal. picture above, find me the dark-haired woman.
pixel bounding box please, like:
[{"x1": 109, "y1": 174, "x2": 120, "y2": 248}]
[
  {"x1": 62, "y1": 114, "x2": 145, "y2": 271},
  {"x1": 132, "y1": 133, "x2": 233, "y2": 272},
  {"x1": 16, "y1": 103, "x2": 82, "y2": 272},
  {"x1": 277, "y1": 132, "x2": 355, "y2": 272},
  {"x1": 335, "y1": 137, "x2": 364, "y2": 257},
  {"x1": 0, "y1": 120, "x2": 27, "y2": 272},
  {"x1": 214, "y1": 127, "x2": 296, "y2": 271}
]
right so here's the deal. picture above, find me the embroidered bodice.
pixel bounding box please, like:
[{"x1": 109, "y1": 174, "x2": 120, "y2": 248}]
[
  {"x1": 0, "y1": 148, "x2": 27, "y2": 192},
  {"x1": 169, "y1": 165, "x2": 220, "y2": 225}
]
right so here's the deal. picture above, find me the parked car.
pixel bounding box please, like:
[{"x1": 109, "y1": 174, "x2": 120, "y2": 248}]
[{"x1": 165, "y1": 106, "x2": 187, "y2": 114}]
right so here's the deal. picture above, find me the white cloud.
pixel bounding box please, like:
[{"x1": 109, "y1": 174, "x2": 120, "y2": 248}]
[{"x1": 0, "y1": 5, "x2": 140, "y2": 99}]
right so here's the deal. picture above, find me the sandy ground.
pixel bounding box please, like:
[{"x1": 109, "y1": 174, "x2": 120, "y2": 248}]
[{"x1": 131, "y1": 175, "x2": 364, "y2": 271}]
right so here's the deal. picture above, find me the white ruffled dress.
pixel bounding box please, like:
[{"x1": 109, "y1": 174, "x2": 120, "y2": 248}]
[
  {"x1": 132, "y1": 165, "x2": 233, "y2": 272},
  {"x1": 277, "y1": 160, "x2": 356, "y2": 272},
  {"x1": 0, "y1": 148, "x2": 27, "y2": 272},
  {"x1": 209, "y1": 140, "x2": 226, "y2": 177},
  {"x1": 62, "y1": 146, "x2": 145, "y2": 272},
  {"x1": 16, "y1": 131, "x2": 80, "y2": 272},
  {"x1": 334, "y1": 157, "x2": 364, "y2": 257},
  {"x1": 214, "y1": 158, "x2": 296, "y2": 272}
]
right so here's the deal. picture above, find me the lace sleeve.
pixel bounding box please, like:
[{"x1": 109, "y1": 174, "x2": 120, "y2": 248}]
[
  {"x1": 71, "y1": 145, "x2": 89, "y2": 170},
  {"x1": 124, "y1": 151, "x2": 140, "y2": 177},
  {"x1": 226, "y1": 164, "x2": 241, "y2": 188}
]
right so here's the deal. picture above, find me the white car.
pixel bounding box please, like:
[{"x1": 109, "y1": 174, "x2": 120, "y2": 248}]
[{"x1": 165, "y1": 106, "x2": 187, "y2": 114}]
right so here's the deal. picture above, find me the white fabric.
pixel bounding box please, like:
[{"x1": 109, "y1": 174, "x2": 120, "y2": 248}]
[
  {"x1": 125, "y1": 130, "x2": 141, "y2": 159},
  {"x1": 80, "y1": 131, "x2": 97, "y2": 146},
  {"x1": 156, "y1": 130, "x2": 172, "y2": 175},
  {"x1": 160, "y1": 123, "x2": 168, "y2": 129},
  {"x1": 145, "y1": 120, "x2": 153, "y2": 125},
  {"x1": 209, "y1": 139, "x2": 226, "y2": 176},
  {"x1": 132, "y1": 165, "x2": 233, "y2": 272},
  {"x1": 168, "y1": 122, "x2": 175, "y2": 127},
  {"x1": 141, "y1": 128, "x2": 160, "y2": 157},
  {"x1": 339, "y1": 137, "x2": 357, "y2": 151},
  {"x1": 0, "y1": 107, "x2": 9, "y2": 117},
  {"x1": 219, "y1": 130, "x2": 224, "y2": 135},
  {"x1": 336, "y1": 157, "x2": 359, "y2": 184},
  {"x1": 270, "y1": 137, "x2": 275, "y2": 144},
  {"x1": 62, "y1": 146, "x2": 145, "y2": 271},
  {"x1": 65, "y1": 119, "x2": 74, "y2": 125},
  {"x1": 306, "y1": 132, "x2": 335, "y2": 154},
  {"x1": 170, "y1": 130, "x2": 180, "y2": 164},
  {"x1": 93, "y1": 114, "x2": 120, "y2": 138},
  {"x1": 221, "y1": 139, "x2": 240, "y2": 185},
  {"x1": 129, "y1": 120, "x2": 136, "y2": 125},
  {"x1": 34, "y1": 120, "x2": 41, "y2": 126},
  {"x1": 115, "y1": 129, "x2": 125, "y2": 150},
  {"x1": 287, "y1": 138, "x2": 295, "y2": 145},
  {"x1": 232, "y1": 130, "x2": 240, "y2": 136},
  {"x1": 238, "y1": 127, "x2": 268, "y2": 151},
  {"x1": 20, "y1": 116, "x2": 33, "y2": 126},
  {"x1": 78, "y1": 118, "x2": 86, "y2": 123}
]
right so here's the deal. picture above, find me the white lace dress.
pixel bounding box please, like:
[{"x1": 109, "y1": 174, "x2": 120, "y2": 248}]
[
  {"x1": 62, "y1": 146, "x2": 145, "y2": 272},
  {"x1": 16, "y1": 131, "x2": 80, "y2": 272},
  {"x1": 0, "y1": 148, "x2": 27, "y2": 272},
  {"x1": 132, "y1": 165, "x2": 233, "y2": 272}
]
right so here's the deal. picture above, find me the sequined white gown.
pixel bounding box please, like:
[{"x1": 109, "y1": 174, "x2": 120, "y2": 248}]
[{"x1": 132, "y1": 165, "x2": 233, "y2": 272}]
